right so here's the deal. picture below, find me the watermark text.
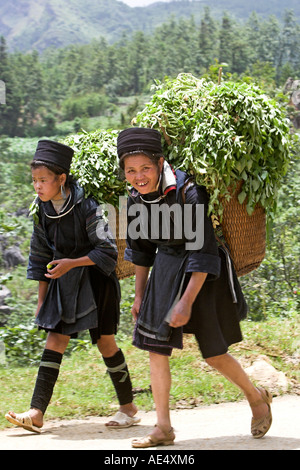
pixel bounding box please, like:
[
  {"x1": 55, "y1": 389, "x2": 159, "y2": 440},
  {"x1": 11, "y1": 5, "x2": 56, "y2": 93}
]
[{"x1": 96, "y1": 196, "x2": 204, "y2": 250}]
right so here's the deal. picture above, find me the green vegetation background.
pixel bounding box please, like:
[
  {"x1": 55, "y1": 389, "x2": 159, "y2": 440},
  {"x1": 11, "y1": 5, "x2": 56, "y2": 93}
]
[{"x1": 1, "y1": 8, "x2": 300, "y2": 137}]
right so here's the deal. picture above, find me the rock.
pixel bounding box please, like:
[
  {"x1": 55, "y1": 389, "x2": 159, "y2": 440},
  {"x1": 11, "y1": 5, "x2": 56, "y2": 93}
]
[
  {"x1": 284, "y1": 78, "x2": 300, "y2": 128},
  {"x1": 0, "y1": 305, "x2": 11, "y2": 314},
  {"x1": 3, "y1": 246, "x2": 25, "y2": 268},
  {"x1": 0, "y1": 305, "x2": 11, "y2": 326},
  {"x1": 0, "y1": 285, "x2": 11, "y2": 305},
  {"x1": 245, "y1": 355, "x2": 289, "y2": 393},
  {"x1": 284, "y1": 77, "x2": 300, "y2": 93},
  {"x1": 0, "y1": 286, "x2": 11, "y2": 326},
  {"x1": 290, "y1": 90, "x2": 300, "y2": 108}
]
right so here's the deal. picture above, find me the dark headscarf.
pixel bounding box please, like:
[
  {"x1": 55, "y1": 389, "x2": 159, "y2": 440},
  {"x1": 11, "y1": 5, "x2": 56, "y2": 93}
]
[
  {"x1": 33, "y1": 140, "x2": 74, "y2": 172},
  {"x1": 117, "y1": 128, "x2": 162, "y2": 158}
]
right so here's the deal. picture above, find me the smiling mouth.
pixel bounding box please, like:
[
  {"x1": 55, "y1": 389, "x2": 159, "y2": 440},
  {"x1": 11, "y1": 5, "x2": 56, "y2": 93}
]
[{"x1": 136, "y1": 182, "x2": 148, "y2": 187}]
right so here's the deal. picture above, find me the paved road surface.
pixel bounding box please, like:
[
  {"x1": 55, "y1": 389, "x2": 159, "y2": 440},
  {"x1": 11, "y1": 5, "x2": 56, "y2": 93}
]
[{"x1": 0, "y1": 395, "x2": 299, "y2": 451}]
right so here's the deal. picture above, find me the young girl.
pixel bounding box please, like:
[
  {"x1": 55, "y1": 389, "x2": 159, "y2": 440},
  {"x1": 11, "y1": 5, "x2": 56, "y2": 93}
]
[
  {"x1": 5, "y1": 139, "x2": 139, "y2": 433},
  {"x1": 117, "y1": 127, "x2": 272, "y2": 448}
]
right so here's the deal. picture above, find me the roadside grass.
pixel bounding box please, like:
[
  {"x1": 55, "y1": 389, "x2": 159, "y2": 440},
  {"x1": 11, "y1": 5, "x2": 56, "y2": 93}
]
[{"x1": 0, "y1": 315, "x2": 298, "y2": 430}]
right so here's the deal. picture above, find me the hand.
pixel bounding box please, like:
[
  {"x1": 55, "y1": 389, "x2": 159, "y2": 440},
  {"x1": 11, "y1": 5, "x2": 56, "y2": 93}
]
[
  {"x1": 131, "y1": 297, "x2": 142, "y2": 322},
  {"x1": 45, "y1": 259, "x2": 74, "y2": 279},
  {"x1": 169, "y1": 298, "x2": 192, "y2": 328}
]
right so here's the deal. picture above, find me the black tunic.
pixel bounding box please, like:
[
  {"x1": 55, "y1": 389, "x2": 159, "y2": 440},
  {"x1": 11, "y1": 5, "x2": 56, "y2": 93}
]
[
  {"x1": 27, "y1": 183, "x2": 120, "y2": 342},
  {"x1": 125, "y1": 166, "x2": 247, "y2": 358}
]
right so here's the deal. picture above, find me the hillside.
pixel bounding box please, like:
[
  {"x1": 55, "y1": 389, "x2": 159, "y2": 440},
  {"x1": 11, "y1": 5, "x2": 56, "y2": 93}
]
[
  {"x1": 0, "y1": 0, "x2": 299, "y2": 52},
  {"x1": 0, "y1": 0, "x2": 202, "y2": 51}
]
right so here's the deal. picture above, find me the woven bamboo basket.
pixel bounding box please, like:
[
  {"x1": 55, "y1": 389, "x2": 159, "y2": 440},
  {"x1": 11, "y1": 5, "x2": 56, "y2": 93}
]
[
  {"x1": 113, "y1": 182, "x2": 266, "y2": 279},
  {"x1": 113, "y1": 208, "x2": 135, "y2": 280},
  {"x1": 220, "y1": 181, "x2": 266, "y2": 277}
]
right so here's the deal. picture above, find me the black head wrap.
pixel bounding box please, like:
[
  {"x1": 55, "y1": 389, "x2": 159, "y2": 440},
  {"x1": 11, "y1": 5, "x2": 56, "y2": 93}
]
[
  {"x1": 117, "y1": 128, "x2": 162, "y2": 157},
  {"x1": 33, "y1": 140, "x2": 74, "y2": 172}
]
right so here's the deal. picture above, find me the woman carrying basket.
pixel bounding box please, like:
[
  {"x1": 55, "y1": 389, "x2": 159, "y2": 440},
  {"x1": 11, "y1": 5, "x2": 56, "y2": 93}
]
[
  {"x1": 5, "y1": 139, "x2": 139, "y2": 433},
  {"x1": 117, "y1": 127, "x2": 272, "y2": 448}
]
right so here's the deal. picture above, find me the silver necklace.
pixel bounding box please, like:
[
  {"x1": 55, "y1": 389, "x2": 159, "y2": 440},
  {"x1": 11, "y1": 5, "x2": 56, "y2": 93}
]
[{"x1": 45, "y1": 194, "x2": 74, "y2": 219}]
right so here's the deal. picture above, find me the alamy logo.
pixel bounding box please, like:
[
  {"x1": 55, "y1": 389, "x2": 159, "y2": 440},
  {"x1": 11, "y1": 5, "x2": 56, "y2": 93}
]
[
  {"x1": 0, "y1": 80, "x2": 5, "y2": 105},
  {"x1": 96, "y1": 196, "x2": 204, "y2": 250}
]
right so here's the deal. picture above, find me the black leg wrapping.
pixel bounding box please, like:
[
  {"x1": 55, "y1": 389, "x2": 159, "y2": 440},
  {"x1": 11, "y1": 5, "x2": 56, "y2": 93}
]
[
  {"x1": 104, "y1": 349, "x2": 133, "y2": 405},
  {"x1": 30, "y1": 349, "x2": 63, "y2": 415}
]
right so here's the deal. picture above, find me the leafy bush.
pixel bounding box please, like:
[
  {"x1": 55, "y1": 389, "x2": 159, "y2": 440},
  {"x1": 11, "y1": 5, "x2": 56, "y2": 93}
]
[
  {"x1": 240, "y1": 150, "x2": 300, "y2": 319},
  {"x1": 61, "y1": 93, "x2": 109, "y2": 121},
  {"x1": 0, "y1": 324, "x2": 47, "y2": 366}
]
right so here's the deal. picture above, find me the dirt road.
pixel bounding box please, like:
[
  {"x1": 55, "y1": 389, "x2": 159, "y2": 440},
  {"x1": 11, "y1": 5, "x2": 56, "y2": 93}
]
[{"x1": 0, "y1": 395, "x2": 299, "y2": 452}]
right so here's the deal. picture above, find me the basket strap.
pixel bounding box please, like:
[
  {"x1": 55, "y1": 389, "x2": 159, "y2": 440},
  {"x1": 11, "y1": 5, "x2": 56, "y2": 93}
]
[{"x1": 218, "y1": 244, "x2": 238, "y2": 304}]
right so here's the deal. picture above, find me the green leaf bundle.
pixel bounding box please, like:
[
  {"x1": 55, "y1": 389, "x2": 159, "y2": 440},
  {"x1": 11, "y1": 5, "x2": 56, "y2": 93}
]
[
  {"x1": 134, "y1": 73, "x2": 292, "y2": 219},
  {"x1": 64, "y1": 129, "x2": 126, "y2": 207}
]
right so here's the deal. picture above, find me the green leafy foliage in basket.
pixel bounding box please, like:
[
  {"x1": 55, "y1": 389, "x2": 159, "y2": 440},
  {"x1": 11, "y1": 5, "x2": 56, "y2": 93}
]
[
  {"x1": 64, "y1": 129, "x2": 126, "y2": 207},
  {"x1": 133, "y1": 73, "x2": 292, "y2": 219}
]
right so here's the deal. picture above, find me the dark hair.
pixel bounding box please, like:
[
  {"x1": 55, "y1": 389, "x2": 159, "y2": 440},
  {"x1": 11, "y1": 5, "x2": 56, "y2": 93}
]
[{"x1": 30, "y1": 160, "x2": 75, "y2": 188}]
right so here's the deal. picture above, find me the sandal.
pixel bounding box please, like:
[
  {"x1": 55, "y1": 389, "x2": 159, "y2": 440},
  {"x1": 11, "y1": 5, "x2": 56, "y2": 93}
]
[
  {"x1": 251, "y1": 387, "x2": 273, "y2": 439},
  {"x1": 105, "y1": 411, "x2": 141, "y2": 429},
  {"x1": 132, "y1": 424, "x2": 175, "y2": 448},
  {"x1": 5, "y1": 411, "x2": 42, "y2": 434}
]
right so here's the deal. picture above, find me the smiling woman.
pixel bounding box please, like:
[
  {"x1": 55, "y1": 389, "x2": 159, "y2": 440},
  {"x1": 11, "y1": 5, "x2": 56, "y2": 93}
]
[{"x1": 117, "y1": 127, "x2": 273, "y2": 448}]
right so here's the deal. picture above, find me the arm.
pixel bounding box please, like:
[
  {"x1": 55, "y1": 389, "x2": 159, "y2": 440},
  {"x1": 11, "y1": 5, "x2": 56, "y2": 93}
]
[
  {"x1": 131, "y1": 265, "x2": 150, "y2": 321},
  {"x1": 44, "y1": 256, "x2": 96, "y2": 279},
  {"x1": 27, "y1": 220, "x2": 54, "y2": 282},
  {"x1": 35, "y1": 281, "x2": 49, "y2": 317}
]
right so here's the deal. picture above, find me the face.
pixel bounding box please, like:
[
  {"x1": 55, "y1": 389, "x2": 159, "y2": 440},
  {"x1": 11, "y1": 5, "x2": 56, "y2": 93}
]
[
  {"x1": 32, "y1": 166, "x2": 66, "y2": 202},
  {"x1": 124, "y1": 154, "x2": 164, "y2": 194}
]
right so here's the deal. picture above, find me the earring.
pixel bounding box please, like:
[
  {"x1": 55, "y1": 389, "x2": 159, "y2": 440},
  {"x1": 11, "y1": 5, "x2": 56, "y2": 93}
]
[{"x1": 61, "y1": 185, "x2": 67, "y2": 200}]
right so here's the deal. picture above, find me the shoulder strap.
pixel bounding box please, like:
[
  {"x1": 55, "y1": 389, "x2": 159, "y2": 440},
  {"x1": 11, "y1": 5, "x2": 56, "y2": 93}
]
[{"x1": 181, "y1": 180, "x2": 195, "y2": 204}]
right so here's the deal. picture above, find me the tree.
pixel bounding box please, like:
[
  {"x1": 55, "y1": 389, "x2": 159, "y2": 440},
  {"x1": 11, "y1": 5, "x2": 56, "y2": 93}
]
[
  {"x1": 230, "y1": 24, "x2": 253, "y2": 74},
  {"x1": 245, "y1": 12, "x2": 262, "y2": 66},
  {"x1": 218, "y1": 13, "x2": 235, "y2": 70},
  {"x1": 218, "y1": 13, "x2": 253, "y2": 75},
  {"x1": 88, "y1": 38, "x2": 110, "y2": 91},
  {"x1": 128, "y1": 31, "x2": 149, "y2": 94},
  {"x1": 256, "y1": 15, "x2": 281, "y2": 68},
  {"x1": 13, "y1": 50, "x2": 45, "y2": 134},
  {"x1": 277, "y1": 10, "x2": 300, "y2": 82},
  {"x1": 198, "y1": 7, "x2": 218, "y2": 71},
  {"x1": 0, "y1": 37, "x2": 22, "y2": 136}
]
